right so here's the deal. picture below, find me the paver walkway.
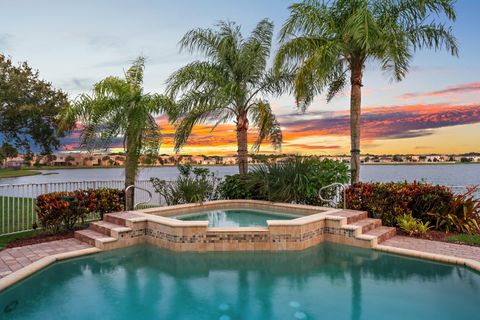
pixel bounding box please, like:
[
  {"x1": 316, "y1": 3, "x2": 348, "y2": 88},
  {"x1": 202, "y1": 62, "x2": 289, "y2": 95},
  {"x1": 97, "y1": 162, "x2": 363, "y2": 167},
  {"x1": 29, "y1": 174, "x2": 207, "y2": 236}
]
[
  {"x1": 0, "y1": 239, "x2": 92, "y2": 279},
  {"x1": 382, "y1": 235, "x2": 480, "y2": 262}
]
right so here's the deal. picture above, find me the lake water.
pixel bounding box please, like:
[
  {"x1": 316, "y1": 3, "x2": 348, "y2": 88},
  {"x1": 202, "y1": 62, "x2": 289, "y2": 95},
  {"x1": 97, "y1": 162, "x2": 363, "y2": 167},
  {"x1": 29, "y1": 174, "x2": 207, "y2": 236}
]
[{"x1": 1, "y1": 164, "x2": 479, "y2": 187}]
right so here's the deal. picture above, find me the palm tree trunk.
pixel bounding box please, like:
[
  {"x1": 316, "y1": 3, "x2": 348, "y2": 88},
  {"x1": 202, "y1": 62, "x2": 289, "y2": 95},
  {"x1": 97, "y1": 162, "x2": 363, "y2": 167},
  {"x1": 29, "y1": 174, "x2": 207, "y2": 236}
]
[
  {"x1": 236, "y1": 113, "x2": 249, "y2": 175},
  {"x1": 350, "y1": 61, "x2": 363, "y2": 184},
  {"x1": 125, "y1": 134, "x2": 138, "y2": 210}
]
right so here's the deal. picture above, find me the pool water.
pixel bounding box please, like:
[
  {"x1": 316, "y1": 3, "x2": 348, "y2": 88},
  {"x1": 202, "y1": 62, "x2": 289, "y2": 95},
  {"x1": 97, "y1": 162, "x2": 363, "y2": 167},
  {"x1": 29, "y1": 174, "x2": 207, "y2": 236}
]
[
  {"x1": 174, "y1": 209, "x2": 300, "y2": 227},
  {"x1": 1, "y1": 243, "x2": 479, "y2": 320}
]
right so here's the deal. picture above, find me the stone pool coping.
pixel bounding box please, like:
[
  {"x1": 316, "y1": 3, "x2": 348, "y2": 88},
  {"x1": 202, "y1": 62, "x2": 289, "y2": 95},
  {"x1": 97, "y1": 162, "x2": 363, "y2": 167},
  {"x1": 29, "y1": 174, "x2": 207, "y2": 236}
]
[
  {"x1": 1, "y1": 236, "x2": 480, "y2": 292},
  {"x1": 0, "y1": 247, "x2": 100, "y2": 292}
]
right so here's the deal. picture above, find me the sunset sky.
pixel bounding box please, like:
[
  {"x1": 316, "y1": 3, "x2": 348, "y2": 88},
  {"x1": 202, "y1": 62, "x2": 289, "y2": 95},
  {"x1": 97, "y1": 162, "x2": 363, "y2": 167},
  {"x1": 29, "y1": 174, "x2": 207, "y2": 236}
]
[{"x1": 1, "y1": 0, "x2": 479, "y2": 155}]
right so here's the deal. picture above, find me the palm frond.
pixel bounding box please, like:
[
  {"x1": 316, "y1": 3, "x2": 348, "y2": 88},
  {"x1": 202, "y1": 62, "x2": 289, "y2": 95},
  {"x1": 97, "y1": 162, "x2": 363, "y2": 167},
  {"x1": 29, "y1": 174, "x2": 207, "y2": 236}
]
[{"x1": 250, "y1": 101, "x2": 282, "y2": 151}]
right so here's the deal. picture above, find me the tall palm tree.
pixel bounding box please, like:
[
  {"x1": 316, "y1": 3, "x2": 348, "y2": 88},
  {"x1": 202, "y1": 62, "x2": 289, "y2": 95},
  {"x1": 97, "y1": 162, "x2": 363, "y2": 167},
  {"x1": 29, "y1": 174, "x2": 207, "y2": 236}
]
[
  {"x1": 167, "y1": 19, "x2": 293, "y2": 174},
  {"x1": 275, "y1": 0, "x2": 458, "y2": 183},
  {"x1": 62, "y1": 57, "x2": 171, "y2": 209}
]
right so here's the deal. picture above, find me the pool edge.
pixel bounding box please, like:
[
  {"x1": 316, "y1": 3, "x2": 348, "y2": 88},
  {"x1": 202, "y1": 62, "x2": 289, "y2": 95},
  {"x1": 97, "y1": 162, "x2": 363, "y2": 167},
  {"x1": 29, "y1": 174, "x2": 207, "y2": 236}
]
[
  {"x1": 375, "y1": 244, "x2": 480, "y2": 273},
  {"x1": 0, "y1": 247, "x2": 101, "y2": 292},
  {"x1": 1, "y1": 242, "x2": 479, "y2": 293}
]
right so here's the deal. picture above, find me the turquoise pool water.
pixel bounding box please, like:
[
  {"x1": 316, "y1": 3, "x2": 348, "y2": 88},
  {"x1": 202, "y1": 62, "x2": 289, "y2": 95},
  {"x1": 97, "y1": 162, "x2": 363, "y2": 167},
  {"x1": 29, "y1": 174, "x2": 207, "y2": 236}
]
[
  {"x1": 174, "y1": 209, "x2": 300, "y2": 227},
  {"x1": 1, "y1": 243, "x2": 480, "y2": 319}
]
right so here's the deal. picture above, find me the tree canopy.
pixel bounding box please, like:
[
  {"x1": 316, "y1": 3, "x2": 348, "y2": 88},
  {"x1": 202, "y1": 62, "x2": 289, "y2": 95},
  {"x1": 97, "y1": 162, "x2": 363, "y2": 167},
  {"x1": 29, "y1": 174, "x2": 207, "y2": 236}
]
[{"x1": 0, "y1": 54, "x2": 70, "y2": 155}]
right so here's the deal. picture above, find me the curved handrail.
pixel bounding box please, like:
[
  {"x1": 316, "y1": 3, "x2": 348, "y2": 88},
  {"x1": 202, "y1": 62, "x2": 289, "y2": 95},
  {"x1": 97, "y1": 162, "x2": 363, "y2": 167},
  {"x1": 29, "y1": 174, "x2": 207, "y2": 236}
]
[
  {"x1": 319, "y1": 183, "x2": 348, "y2": 209},
  {"x1": 125, "y1": 185, "x2": 153, "y2": 209}
]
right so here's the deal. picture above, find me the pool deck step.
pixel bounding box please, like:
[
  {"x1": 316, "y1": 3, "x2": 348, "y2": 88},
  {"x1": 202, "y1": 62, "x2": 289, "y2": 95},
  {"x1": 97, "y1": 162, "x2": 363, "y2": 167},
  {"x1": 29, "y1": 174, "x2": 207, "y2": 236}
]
[
  {"x1": 89, "y1": 221, "x2": 131, "y2": 237},
  {"x1": 364, "y1": 226, "x2": 397, "y2": 244},
  {"x1": 348, "y1": 218, "x2": 382, "y2": 233},
  {"x1": 74, "y1": 229, "x2": 117, "y2": 247},
  {"x1": 327, "y1": 209, "x2": 368, "y2": 224},
  {"x1": 104, "y1": 211, "x2": 145, "y2": 226}
]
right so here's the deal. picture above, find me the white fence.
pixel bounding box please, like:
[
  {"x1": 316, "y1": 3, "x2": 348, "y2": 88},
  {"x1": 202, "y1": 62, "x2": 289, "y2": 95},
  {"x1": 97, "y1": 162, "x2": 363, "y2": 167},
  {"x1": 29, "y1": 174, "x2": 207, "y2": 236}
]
[
  {"x1": 0, "y1": 180, "x2": 477, "y2": 236},
  {"x1": 0, "y1": 179, "x2": 167, "y2": 236}
]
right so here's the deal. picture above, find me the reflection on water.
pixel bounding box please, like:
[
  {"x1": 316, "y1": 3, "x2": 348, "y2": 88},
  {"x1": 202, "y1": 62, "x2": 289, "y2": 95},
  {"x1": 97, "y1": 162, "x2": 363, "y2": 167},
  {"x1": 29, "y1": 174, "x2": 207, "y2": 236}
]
[{"x1": 1, "y1": 243, "x2": 479, "y2": 320}]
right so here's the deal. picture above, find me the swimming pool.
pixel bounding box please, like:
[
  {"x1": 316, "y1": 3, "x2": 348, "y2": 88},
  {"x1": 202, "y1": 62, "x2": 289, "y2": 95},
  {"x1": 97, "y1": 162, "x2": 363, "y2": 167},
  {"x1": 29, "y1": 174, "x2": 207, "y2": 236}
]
[
  {"x1": 1, "y1": 243, "x2": 479, "y2": 319},
  {"x1": 174, "y1": 209, "x2": 301, "y2": 227}
]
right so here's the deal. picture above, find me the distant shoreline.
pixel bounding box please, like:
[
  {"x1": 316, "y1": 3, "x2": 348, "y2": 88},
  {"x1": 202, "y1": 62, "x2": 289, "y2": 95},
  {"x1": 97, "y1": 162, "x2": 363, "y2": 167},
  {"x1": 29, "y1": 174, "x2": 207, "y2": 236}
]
[
  {"x1": 0, "y1": 169, "x2": 42, "y2": 179},
  {"x1": 362, "y1": 162, "x2": 480, "y2": 166},
  {"x1": 12, "y1": 161, "x2": 480, "y2": 172}
]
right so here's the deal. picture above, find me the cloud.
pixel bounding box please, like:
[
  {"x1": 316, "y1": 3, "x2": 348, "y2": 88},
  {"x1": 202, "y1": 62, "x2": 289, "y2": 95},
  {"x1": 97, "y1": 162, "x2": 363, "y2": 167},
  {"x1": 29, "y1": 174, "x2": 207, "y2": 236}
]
[
  {"x1": 398, "y1": 82, "x2": 480, "y2": 99},
  {"x1": 59, "y1": 103, "x2": 480, "y2": 154},
  {"x1": 285, "y1": 143, "x2": 341, "y2": 150},
  {"x1": 58, "y1": 77, "x2": 95, "y2": 92},
  {"x1": 279, "y1": 103, "x2": 480, "y2": 142},
  {"x1": 87, "y1": 35, "x2": 124, "y2": 51},
  {"x1": 0, "y1": 34, "x2": 11, "y2": 49}
]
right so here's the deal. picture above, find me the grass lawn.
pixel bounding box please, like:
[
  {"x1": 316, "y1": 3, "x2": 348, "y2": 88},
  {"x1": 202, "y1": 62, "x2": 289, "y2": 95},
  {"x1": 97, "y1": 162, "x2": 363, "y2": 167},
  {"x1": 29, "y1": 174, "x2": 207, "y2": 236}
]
[
  {"x1": 0, "y1": 196, "x2": 36, "y2": 234},
  {"x1": 446, "y1": 234, "x2": 480, "y2": 247},
  {"x1": 0, "y1": 168, "x2": 41, "y2": 178}
]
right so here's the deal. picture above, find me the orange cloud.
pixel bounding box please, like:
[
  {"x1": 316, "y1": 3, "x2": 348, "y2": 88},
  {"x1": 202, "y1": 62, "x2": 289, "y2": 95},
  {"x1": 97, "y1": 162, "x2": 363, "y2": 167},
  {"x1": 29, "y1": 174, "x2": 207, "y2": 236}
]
[
  {"x1": 60, "y1": 103, "x2": 480, "y2": 155},
  {"x1": 397, "y1": 82, "x2": 480, "y2": 99}
]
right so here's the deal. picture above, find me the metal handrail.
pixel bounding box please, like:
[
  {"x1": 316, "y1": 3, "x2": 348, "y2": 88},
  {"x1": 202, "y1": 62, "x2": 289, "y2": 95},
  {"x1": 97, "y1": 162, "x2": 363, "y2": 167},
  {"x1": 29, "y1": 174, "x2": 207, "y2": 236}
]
[
  {"x1": 125, "y1": 185, "x2": 152, "y2": 209},
  {"x1": 319, "y1": 183, "x2": 348, "y2": 209}
]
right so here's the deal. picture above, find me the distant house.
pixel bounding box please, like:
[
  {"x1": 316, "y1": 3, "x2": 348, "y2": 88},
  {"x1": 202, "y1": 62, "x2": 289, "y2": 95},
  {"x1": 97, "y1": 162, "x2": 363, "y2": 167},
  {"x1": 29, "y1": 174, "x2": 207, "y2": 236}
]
[
  {"x1": 190, "y1": 156, "x2": 204, "y2": 164},
  {"x1": 222, "y1": 156, "x2": 237, "y2": 165},
  {"x1": 5, "y1": 158, "x2": 24, "y2": 169},
  {"x1": 201, "y1": 158, "x2": 217, "y2": 165},
  {"x1": 83, "y1": 156, "x2": 101, "y2": 166}
]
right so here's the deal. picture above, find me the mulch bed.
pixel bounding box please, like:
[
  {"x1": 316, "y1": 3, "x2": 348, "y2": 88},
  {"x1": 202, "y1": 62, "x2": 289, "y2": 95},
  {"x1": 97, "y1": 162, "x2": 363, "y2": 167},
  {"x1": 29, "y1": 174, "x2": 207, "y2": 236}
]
[
  {"x1": 397, "y1": 229, "x2": 449, "y2": 241},
  {"x1": 4, "y1": 231, "x2": 75, "y2": 249},
  {"x1": 397, "y1": 229, "x2": 480, "y2": 247}
]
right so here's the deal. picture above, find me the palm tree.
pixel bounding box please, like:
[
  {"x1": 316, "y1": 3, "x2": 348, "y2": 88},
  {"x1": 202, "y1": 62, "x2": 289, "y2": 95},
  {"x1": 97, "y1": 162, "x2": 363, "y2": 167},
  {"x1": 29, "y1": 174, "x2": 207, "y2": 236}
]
[
  {"x1": 167, "y1": 19, "x2": 293, "y2": 174},
  {"x1": 275, "y1": 0, "x2": 458, "y2": 183},
  {"x1": 62, "y1": 57, "x2": 171, "y2": 209}
]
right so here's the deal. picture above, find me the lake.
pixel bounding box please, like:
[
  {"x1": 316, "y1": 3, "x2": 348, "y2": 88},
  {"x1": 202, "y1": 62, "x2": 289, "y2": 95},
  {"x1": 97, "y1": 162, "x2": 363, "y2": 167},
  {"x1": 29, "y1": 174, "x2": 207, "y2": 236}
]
[{"x1": 1, "y1": 164, "x2": 479, "y2": 187}]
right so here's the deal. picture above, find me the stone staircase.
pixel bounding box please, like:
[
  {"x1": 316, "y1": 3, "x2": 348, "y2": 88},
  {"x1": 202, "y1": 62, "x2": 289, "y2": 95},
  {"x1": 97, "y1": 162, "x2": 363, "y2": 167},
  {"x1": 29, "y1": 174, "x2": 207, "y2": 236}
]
[
  {"x1": 74, "y1": 209, "x2": 397, "y2": 251},
  {"x1": 75, "y1": 213, "x2": 137, "y2": 250},
  {"x1": 326, "y1": 209, "x2": 396, "y2": 247}
]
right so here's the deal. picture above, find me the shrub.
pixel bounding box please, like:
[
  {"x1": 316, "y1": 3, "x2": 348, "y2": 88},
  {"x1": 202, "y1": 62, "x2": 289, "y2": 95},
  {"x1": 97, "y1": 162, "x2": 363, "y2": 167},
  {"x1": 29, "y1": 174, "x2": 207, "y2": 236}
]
[
  {"x1": 427, "y1": 187, "x2": 480, "y2": 234},
  {"x1": 345, "y1": 182, "x2": 453, "y2": 227},
  {"x1": 151, "y1": 164, "x2": 221, "y2": 205},
  {"x1": 219, "y1": 157, "x2": 349, "y2": 205},
  {"x1": 218, "y1": 174, "x2": 257, "y2": 200},
  {"x1": 36, "y1": 188, "x2": 124, "y2": 233},
  {"x1": 346, "y1": 182, "x2": 480, "y2": 234},
  {"x1": 396, "y1": 214, "x2": 432, "y2": 236}
]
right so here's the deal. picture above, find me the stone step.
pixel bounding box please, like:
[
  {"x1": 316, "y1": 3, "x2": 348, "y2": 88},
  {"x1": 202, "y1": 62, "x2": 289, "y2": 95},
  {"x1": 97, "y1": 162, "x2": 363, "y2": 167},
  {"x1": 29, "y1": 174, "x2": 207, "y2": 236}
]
[
  {"x1": 90, "y1": 221, "x2": 131, "y2": 237},
  {"x1": 328, "y1": 209, "x2": 368, "y2": 224},
  {"x1": 349, "y1": 218, "x2": 382, "y2": 234},
  {"x1": 364, "y1": 226, "x2": 397, "y2": 244},
  {"x1": 74, "y1": 229, "x2": 116, "y2": 247},
  {"x1": 104, "y1": 211, "x2": 143, "y2": 226}
]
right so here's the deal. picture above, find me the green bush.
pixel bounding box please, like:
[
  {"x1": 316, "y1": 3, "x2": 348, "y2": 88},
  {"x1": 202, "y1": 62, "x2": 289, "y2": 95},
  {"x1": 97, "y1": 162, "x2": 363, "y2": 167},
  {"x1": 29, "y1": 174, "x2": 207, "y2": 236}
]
[
  {"x1": 396, "y1": 214, "x2": 432, "y2": 236},
  {"x1": 219, "y1": 157, "x2": 349, "y2": 205},
  {"x1": 346, "y1": 182, "x2": 480, "y2": 234},
  {"x1": 36, "y1": 188, "x2": 125, "y2": 233},
  {"x1": 151, "y1": 164, "x2": 221, "y2": 205},
  {"x1": 345, "y1": 182, "x2": 453, "y2": 227},
  {"x1": 427, "y1": 187, "x2": 480, "y2": 234}
]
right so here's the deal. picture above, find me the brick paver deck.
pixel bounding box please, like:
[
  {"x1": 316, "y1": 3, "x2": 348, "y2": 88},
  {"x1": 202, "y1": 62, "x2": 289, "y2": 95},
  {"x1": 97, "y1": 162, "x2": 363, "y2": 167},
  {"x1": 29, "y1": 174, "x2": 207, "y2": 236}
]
[
  {"x1": 382, "y1": 235, "x2": 480, "y2": 262},
  {"x1": 0, "y1": 239, "x2": 92, "y2": 279}
]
